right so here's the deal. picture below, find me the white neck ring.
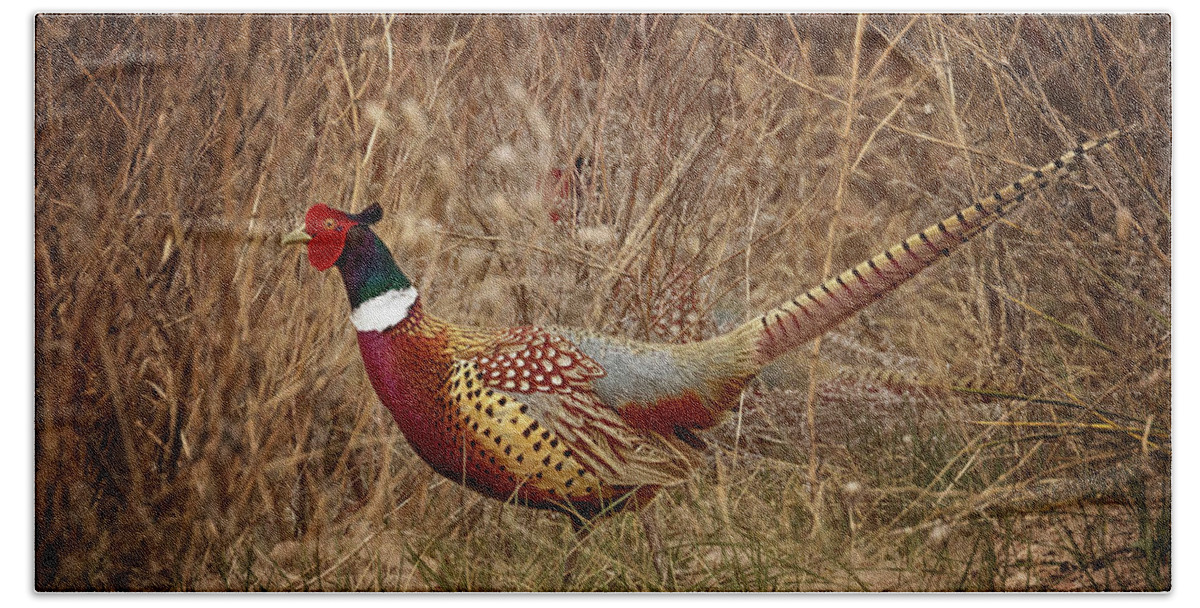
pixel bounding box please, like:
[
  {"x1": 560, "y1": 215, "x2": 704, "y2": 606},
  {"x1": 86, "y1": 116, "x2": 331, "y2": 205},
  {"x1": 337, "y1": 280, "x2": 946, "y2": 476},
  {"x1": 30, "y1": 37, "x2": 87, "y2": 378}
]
[{"x1": 350, "y1": 287, "x2": 418, "y2": 332}]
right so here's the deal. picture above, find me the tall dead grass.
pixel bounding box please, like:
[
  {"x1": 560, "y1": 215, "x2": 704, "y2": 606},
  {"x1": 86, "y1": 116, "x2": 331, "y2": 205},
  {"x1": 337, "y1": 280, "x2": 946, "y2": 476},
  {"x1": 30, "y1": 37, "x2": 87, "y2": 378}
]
[{"x1": 35, "y1": 14, "x2": 1169, "y2": 590}]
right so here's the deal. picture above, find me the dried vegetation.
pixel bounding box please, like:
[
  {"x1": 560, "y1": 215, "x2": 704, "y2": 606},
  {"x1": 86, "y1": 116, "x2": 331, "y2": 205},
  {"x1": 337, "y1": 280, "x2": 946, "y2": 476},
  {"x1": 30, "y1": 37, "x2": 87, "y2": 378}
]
[{"x1": 35, "y1": 14, "x2": 1169, "y2": 590}]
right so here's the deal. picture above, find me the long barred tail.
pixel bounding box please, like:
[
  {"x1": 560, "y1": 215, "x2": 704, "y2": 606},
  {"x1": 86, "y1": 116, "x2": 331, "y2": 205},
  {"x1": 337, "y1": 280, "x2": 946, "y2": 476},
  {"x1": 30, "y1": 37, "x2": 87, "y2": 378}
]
[{"x1": 744, "y1": 128, "x2": 1125, "y2": 366}]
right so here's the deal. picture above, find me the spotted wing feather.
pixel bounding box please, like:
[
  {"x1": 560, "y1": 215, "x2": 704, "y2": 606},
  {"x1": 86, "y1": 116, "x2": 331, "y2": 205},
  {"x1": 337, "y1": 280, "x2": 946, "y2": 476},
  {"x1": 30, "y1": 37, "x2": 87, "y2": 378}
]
[{"x1": 469, "y1": 327, "x2": 695, "y2": 486}]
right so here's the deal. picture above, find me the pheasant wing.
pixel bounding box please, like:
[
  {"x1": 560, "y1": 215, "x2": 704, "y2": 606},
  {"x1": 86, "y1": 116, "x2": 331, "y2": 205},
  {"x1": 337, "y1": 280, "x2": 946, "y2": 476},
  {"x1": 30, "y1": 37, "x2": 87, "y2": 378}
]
[{"x1": 467, "y1": 327, "x2": 695, "y2": 486}]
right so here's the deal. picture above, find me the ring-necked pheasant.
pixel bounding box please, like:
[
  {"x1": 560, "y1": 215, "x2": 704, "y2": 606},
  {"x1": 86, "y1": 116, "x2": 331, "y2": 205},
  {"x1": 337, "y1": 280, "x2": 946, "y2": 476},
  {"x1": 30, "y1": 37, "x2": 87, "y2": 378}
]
[{"x1": 282, "y1": 129, "x2": 1123, "y2": 564}]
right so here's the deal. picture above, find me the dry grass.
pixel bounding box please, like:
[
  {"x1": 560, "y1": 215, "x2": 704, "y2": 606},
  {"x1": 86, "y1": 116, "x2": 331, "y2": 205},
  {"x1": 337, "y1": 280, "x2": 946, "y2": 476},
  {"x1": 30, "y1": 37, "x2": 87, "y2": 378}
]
[{"x1": 34, "y1": 14, "x2": 1169, "y2": 591}]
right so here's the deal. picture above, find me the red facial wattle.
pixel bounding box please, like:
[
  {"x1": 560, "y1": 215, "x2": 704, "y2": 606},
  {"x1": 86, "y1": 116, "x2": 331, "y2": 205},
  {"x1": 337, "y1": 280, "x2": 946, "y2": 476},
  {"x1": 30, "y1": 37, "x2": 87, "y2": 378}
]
[{"x1": 304, "y1": 204, "x2": 353, "y2": 271}]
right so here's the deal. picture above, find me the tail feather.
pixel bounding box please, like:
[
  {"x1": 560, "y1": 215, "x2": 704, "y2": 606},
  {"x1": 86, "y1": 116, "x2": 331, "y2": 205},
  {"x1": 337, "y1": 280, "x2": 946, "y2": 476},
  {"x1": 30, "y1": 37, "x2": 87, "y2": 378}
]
[{"x1": 743, "y1": 128, "x2": 1125, "y2": 366}]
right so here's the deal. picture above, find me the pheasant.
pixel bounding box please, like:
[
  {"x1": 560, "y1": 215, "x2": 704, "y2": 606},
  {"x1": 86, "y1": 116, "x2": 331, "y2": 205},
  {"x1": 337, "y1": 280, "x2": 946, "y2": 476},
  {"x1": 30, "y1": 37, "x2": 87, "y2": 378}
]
[{"x1": 282, "y1": 129, "x2": 1122, "y2": 569}]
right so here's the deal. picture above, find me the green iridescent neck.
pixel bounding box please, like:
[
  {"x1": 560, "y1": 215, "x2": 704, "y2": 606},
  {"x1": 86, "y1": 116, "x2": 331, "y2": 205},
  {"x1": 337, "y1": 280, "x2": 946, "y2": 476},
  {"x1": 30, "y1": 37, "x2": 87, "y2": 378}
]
[{"x1": 335, "y1": 225, "x2": 413, "y2": 310}]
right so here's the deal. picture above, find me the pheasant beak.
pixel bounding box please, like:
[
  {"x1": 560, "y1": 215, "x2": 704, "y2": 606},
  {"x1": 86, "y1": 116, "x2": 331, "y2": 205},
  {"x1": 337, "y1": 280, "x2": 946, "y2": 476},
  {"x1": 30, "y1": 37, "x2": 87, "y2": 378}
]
[{"x1": 281, "y1": 228, "x2": 312, "y2": 246}]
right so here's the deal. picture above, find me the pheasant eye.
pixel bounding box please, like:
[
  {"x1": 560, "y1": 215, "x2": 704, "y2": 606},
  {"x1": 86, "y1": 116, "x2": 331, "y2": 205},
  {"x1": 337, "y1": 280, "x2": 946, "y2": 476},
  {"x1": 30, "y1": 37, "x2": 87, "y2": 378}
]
[{"x1": 323, "y1": 218, "x2": 337, "y2": 230}]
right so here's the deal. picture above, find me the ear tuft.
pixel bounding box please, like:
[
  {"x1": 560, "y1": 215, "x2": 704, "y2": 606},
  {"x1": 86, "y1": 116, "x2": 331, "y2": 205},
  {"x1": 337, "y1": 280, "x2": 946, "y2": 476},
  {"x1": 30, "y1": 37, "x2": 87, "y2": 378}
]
[{"x1": 350, "y1": 203, "x2": 384, "y2": 225}]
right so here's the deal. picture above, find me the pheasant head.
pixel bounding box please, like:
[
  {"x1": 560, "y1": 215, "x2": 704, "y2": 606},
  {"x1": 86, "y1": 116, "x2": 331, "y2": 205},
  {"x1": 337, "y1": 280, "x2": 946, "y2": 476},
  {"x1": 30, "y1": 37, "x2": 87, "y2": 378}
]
[
  {"x1": 283, "y1": 203, "x2": 384, "y2": 270},
  {"x1": 283, "y1": 203, "x2": 417, "y2": 331}
]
